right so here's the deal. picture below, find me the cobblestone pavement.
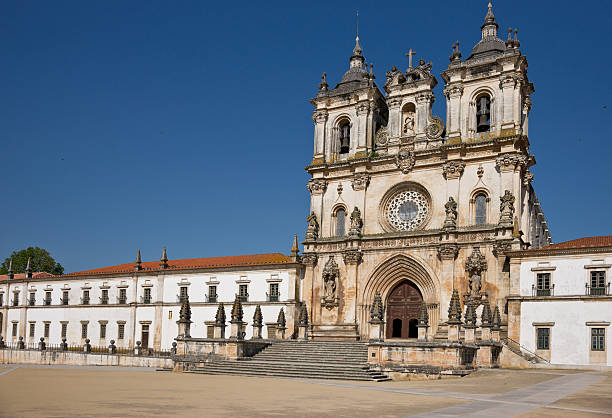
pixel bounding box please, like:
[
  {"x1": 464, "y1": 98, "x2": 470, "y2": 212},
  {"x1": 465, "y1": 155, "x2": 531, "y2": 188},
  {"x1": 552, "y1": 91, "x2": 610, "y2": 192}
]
[{"x1": 0, "y1": 365, "x2": 610, "y2": 417}]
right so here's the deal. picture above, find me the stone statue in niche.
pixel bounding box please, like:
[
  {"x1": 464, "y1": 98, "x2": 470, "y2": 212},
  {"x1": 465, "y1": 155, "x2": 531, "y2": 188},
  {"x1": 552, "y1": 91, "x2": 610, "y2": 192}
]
[
  {"x1": 403, "y1": 112, "x2": 415, "y2": 136},
  {"x1": 305, "y1": 212, "x2": 319, "y2": 241},
  {"x1": 498, "y1": 190, "x2": 515, "y2": 228},
  {"x1": 322, "y1": 257, "x2": 339, "y2": 309},
  {"x1": 348, "y1": 206, "x2": 363, "y2": 237},
  {"x1": 443, "y1": 197, "x2": 458, "y2": 231},
  {"x1": 464, "y1": 247, "x2": 488, "y2": 303}
]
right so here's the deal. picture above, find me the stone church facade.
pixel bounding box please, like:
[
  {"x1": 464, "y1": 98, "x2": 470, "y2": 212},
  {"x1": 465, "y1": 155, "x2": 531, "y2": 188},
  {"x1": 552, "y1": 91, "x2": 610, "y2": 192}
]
[{"x1": 301, "y1": 2, "x2": 550, "y2": 341}]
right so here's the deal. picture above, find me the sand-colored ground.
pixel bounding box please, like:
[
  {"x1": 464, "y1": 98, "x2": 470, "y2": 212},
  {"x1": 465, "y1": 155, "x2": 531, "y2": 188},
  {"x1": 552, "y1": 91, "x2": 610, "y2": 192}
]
[{"x1": 0, "y1": 366, "x2": 610, "y2": 417}]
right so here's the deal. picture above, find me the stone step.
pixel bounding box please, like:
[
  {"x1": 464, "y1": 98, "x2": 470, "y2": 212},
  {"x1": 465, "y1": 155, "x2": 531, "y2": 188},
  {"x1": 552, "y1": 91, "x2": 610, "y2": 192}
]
[
  {"x1": 187, "y1": 369, "x2": 390, "y2": 382},
  {"x1": 188, "y1": 364, "x2": 390, "y2": 381},
  {"x1": 209, "y1": 360, "x2": 370, "y2": 370}
]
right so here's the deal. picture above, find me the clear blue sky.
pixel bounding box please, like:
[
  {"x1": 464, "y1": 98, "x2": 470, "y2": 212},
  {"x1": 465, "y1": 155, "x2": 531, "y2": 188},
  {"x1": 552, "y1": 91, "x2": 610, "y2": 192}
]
[{"x1": 1, "y1": 1, "x2": 611, "y2": 273}]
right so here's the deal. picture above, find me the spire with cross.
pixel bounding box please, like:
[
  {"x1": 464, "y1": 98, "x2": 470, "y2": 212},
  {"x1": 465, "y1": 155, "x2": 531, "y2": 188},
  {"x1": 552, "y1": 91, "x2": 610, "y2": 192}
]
[{"x1": 405, "y1": 48, "x2": 416, "y2": 69}]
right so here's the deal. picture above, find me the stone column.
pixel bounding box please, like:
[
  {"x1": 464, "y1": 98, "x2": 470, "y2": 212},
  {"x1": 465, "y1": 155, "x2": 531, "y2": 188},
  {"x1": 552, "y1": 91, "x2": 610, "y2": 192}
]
[
  {"x1": 312, "y1": 110, "x2": 328, "y2": 163},
  {"x1": 213, "y1": 302, "x2": 226, "y2": 339},
  {"x1": 447, "y1": 290, "x2": 462, "y2": 341},
  {"x1": 417, "y1": 302, "x2": 429, "y2": 341},
  {"x1": 343, "y1": 248, "x2": 362, "y2": 325},
  {"x1": 445, "y1": 85, "x2": 463, "y2": 140},
  {"x1": 438, "y1": 244, "x2": 458, "y2": 323},
  {"x1": 355, "y1": 102, "x2": 370, "y2": 157},
  {"x1": 387, "y1": 98, "x2": 402, "y2": 138},
  {"x1": 500, "y1": 76, "x2": 516, "y2": 131},
  {"x1": 301, "y1": 254, "x2": 318, "y2": 326}
]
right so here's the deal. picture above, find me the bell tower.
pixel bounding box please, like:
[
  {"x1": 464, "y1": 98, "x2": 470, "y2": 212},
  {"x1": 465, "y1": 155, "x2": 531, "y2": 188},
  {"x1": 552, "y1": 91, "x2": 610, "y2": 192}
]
[
  {"x1": 310, "y1": 36, "x2": 387, "y2": 166},
  {"x1": 441, "y1": 1, "x2": 534, "y2": 142}
]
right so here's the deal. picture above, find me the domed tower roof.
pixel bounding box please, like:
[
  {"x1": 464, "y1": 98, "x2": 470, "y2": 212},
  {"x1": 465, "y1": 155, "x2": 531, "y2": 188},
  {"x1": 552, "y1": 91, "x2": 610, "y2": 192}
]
[
  {"x1": 468, "y1": 1, "x2": 507, "y2": 61},
  {"x1": 332, "y1": 35, "x2": 371, "y2": 94}
]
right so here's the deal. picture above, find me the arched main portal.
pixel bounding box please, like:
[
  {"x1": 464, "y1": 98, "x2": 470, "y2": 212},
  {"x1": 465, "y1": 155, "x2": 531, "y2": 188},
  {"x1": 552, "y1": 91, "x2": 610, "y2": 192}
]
[{"x1": 386, "y1": 280, "x2": 423, "y2": 339}]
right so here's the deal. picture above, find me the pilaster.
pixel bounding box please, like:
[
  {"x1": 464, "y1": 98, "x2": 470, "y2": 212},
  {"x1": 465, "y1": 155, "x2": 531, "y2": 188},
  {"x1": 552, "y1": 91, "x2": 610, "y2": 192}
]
[{"x1": 438, "y1": 243, "x2": 458, "y2": 322}]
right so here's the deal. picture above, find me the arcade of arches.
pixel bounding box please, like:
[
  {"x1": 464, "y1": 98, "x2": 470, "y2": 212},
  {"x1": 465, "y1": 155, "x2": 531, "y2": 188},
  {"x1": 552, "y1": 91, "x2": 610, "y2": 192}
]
[{"x1": 386, "y1": 280, "x2": 423, "y2": 339}]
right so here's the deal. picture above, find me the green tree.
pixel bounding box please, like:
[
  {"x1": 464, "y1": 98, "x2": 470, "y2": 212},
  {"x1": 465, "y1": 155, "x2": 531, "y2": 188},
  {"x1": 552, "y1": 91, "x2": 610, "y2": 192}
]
[{"x1": 0, "y1": 247, "x2": 64, "y2": 275}]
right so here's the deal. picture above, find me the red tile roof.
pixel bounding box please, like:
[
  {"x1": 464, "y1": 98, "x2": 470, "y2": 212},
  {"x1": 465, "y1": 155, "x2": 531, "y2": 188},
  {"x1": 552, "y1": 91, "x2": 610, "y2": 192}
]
[
  {"x1": 528, "y1": 236, "x2": 612, "y2": 252},
  {"x1": 0, "y1": 253, "x2": 292, "y2": 281},
  {"x1": 0, "y1": 272, "x2": 55, "y2": 281}
]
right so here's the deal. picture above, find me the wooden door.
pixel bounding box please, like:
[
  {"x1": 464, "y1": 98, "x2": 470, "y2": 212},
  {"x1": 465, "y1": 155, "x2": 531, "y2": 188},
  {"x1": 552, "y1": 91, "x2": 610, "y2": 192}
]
[{"x1": 386, "y1": 281, "x2": 422, "y2": 339}]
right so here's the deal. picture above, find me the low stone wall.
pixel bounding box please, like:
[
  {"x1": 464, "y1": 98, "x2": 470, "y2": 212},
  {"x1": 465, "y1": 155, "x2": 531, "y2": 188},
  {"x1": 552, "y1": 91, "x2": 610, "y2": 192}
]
[
  {"x1": 173, "y1": 337, "x2": 270, "y2": 370},
  {"x1": 0, "y1": 348, "x2": 173, "y2": 369},
  {"x1": 368, "y1": 340, "x2": 480, "y2": 378}
]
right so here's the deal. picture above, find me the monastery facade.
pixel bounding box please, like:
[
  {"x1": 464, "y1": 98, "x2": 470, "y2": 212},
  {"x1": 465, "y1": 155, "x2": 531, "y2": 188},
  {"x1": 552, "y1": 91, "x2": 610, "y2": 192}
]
[{"x1": 0, "y1": 3, "x2": 609, "y2": 370}]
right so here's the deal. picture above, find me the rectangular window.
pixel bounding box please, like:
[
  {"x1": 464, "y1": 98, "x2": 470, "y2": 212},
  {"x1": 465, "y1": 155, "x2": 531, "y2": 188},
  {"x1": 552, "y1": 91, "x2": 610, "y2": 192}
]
[
  {"x1": 81, "y1": 323, "x2": 88, "y2": 339},
  {"x1": 536, "y1": 327, "x2": 550, "y2": 350},
  {"x1": 179, "y1": 286, "x2": 188, "y2": 302},
  {"x1": 44, "y1": 323, "x2": 50, "y2": 338},
  {"x1": 536, "y1": 273, "x2": 551, "y2": 296},
  {"x1": 269, "y1": 283, "x2": 279, "y2": 302},
  {"x1": 12, "y1": 323, "x2": 18, "y2": 337},
  {"x1": 29, "y1": 323, "x2": 35, "y2": 338},
  {"x1": 239, "y1": 284, "x2": 248, "y2": 302},
  {"x1": 29, "y1": 292, "x2": 36, "y2": 306},
  {"x1": 45, "y1": 291, "x2": 52, "y2": 306},
  {"x1": 0, "y1": 293, "x2": 3, "y2": 306},
  {"x1": 12, "y1": 293, "x2": 19, "y2": 306},
  {"x1": 143, "y1": 288, "x2": 152, "y2": 304},
  {"x1": 591, "y1": 328, "x2": 605, "y2": 351},
  {"x1": 62, "y1": 290, "x2": 69, "y2": 305},
  {"x1": 118, "y1": 324, "x2": 125, "y2": 340},
  {"x1": 208, "y1": 286, "x2": 217, "y2": 303},
  {"x1": 61, "y1": 323, "x2": 68, "y2": 339},
  {"x1": 101, "y1": 289, "x2": 109, "y2": 304},
  {"x1": 100, "y1": 324, "x2": 106, "y2": 339},
  {"x1": 82, "y1": 290, "x2": 90, "y2": 305},
  {"x1": 590, "y1": 271, "x2": 606, "y2": 295},
  {"x1": 119, "y1": 288, "x2": 127, "y2": 304}
]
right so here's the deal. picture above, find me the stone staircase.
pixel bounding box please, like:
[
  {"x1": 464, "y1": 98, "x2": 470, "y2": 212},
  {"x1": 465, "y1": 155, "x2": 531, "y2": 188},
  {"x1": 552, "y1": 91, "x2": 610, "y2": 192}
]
[{"x1": 186, "y1": 340, "x2": 390, "y2": 381}]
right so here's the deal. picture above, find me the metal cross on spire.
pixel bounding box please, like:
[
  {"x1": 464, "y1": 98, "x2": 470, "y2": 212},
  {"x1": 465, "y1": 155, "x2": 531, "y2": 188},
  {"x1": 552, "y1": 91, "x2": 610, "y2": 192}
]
[{"x1": 405, "y1": 48, "x2": 416, "y2": 68}]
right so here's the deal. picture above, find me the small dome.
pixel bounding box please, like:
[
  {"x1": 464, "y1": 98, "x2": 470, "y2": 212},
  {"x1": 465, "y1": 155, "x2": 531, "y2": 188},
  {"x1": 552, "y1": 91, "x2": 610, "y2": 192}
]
[{"x1": 468, "y1": 37, "x2": 507, "y2": 60}]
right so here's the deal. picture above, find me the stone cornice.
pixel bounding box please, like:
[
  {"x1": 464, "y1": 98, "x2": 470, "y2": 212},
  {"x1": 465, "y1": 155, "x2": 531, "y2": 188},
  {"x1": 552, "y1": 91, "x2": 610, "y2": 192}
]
[{"x1": 508, "y1": 246, "x2": 612, "y2": 258}]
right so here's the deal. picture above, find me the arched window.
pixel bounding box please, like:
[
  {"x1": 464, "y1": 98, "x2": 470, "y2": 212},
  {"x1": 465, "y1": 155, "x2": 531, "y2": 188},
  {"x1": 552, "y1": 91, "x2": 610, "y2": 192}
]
[
  {"x1": 339, "y1": 120, "x2": 350, "y2": 154},
  {"x1": 475, "y1": 193, "x2": 487, "y2": 225},
  {"x1": 476, "y1": 95, "x2": 491, "y2": 133},
  {"x1": 335, "y1": 208, "x2": 346, "y2": 237}
]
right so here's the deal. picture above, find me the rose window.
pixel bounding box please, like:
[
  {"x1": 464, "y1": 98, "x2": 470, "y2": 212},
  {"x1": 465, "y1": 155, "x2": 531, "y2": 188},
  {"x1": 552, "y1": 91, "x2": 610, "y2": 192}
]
[{"x1": 386, "y1": 190, "x2": 429, "y2": 231}]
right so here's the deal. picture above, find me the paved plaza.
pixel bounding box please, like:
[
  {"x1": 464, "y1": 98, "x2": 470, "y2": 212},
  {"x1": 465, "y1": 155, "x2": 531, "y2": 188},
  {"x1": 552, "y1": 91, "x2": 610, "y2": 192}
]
[{"x1": 0, "y1": 365, "x2": 610, "y2": 417}]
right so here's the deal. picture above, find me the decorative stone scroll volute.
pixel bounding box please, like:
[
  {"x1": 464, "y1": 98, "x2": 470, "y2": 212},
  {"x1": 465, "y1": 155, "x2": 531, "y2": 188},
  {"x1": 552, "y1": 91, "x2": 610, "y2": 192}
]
[
  {"x1": 348, "y1": 207, "x2": 363, "y2": 238},
  {"x1": 298, "y1": 303, "x2": 309, "y2": 340},
  {"x1": 465, "y1": 247, "x2": 487, "y2": 300},
  {"x1": 395, "y1": 149, "x2": 416, "y2": 174},
  {"x1": 498, "y1": 190, "x2": 515, "y2": 228},
  {"x1": 368, "y1": 292, "x2": 384, "y2": 341},
  {"x1": 417, "y1": 302, "x2": 429, "y2": 341},
  {"x1": 351, "y1": 173, "x2": 371, "y2": 191},
  {"x1": 230, "y1": 295, "x2": 245, "y2": 340},
  {"x1": 306, "y1": 179, "x2": 328, "y2": 195},
  {"x1": 321, "y1": 257, "x2": 340, "y2": 309},
  {"x1": 443, "y1": 197, "x2": 458, "y2": 232},
  {"x1": 343, "y1": 250, "x2": 362, "y2": 265},
  {"x1": 438, "y1": 243, "x2": 459, "y2": 260},
  {"x1": 305, "y1": 212, "x2": 319, "y2": 241},
  {"x1": 214, "y1": 302, "x2": 226, "y2": 338},
  {"x1": 442, "y1": 161, "x2": 466, "y2": 180},
  {"x1": 252, "y1": 305, "x2": 263, "y2": 339},
  {"x1": 177, "y1": 295, "x2": 192, "y2": 338}
]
